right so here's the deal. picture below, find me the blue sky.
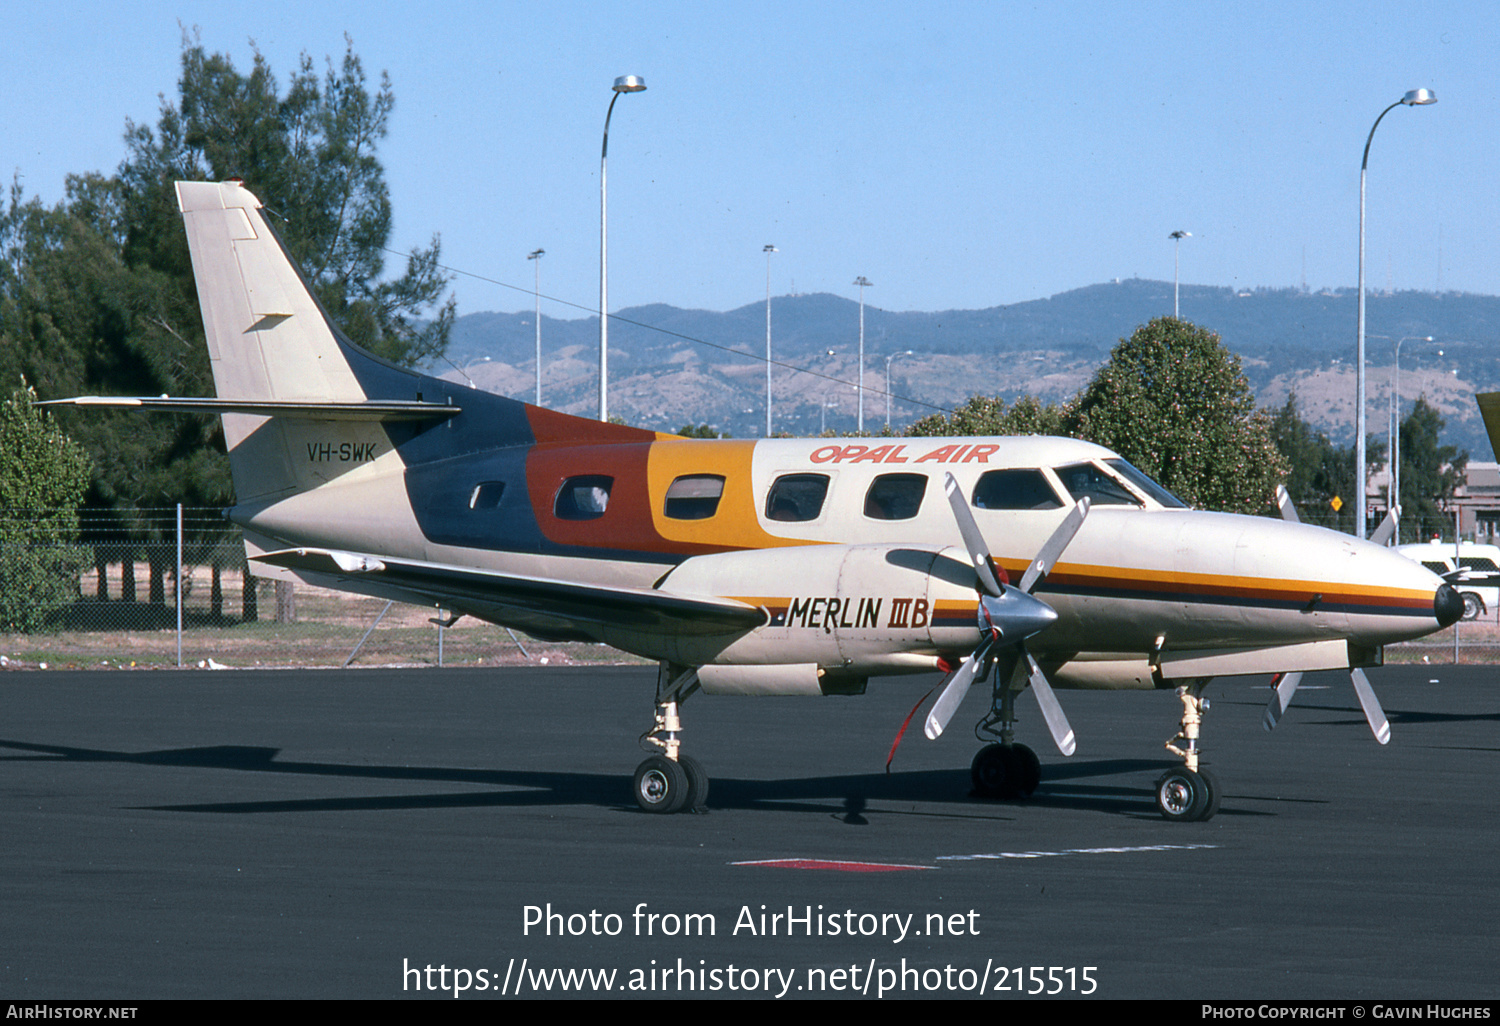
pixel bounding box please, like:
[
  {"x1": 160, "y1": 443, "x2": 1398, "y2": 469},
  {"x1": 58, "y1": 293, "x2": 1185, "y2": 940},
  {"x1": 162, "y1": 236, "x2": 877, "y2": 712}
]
[{"x1": 3, "y1": 2, "x2": 1494, "y2": 319}]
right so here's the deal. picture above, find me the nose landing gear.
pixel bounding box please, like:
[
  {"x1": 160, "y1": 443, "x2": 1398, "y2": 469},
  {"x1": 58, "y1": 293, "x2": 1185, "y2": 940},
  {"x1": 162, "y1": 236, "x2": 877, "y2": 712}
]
[{"x1": 1157, "y1": 679, "x2": 1220, "y2": 821}]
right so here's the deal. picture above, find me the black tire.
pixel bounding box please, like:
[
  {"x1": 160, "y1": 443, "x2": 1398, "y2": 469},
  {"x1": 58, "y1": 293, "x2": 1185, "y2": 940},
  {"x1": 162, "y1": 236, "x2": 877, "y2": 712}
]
[
  {"x1": 634, "y1": 755, "x2": 689, "y2": 814},
  {"x1": 1461, "y1": 592, "x2": 1482, "y2": 621},
  {"x1": 1011, "y1": 743, "x2": 1042, "y2": 796},
  {"x1": 970, "y1": 744, "x2": 1011, "y2": 798},
  {"x1": 1155, "y1": 768, "x2": 1209, "y2": 822},
  {"x1": 678, "y1": 754, "x2": 710, "y2": 812},
  {"x1": 1196, "y1": 767, "x2": 1222, "y2": 820}
]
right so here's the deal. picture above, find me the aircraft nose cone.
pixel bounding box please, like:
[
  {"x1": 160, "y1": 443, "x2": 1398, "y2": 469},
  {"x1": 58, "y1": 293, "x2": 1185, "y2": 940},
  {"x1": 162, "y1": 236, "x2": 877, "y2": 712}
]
[{"x1": 1434, "y1": 583, "x2": 1463, "y2": 627}]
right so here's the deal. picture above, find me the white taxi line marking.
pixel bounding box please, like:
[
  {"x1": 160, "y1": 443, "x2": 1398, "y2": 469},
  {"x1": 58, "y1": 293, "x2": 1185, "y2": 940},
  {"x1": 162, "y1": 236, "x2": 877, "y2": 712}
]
[{"x1": 937, "y1": 844, "x2": 1218, "y2": 861}]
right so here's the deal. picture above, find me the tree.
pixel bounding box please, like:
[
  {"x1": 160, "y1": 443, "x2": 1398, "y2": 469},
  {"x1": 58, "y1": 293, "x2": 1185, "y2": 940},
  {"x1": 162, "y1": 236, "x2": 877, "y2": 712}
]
[
  {"x1": 1, "y1": 34, "x2": 454, "y2": 519},
  {"x1": 1068, "y1": 317, "x2": 1287, "y2": 514},
  {"x1": 1399, "y1": 397, "x2": 1466, "y2": 543},
  {"x1": 0, "y1": 385, "x2": 92, "y2": 631},
  {"x1": 120, "y1": 34, "x2": 455, "y2": 368},
  {"x1": 1268, "y1": 393, "x2": 1384, "y2": 532},
  {"x1": 908, "y1": 395, "x2": 1065, "y2": 438}
]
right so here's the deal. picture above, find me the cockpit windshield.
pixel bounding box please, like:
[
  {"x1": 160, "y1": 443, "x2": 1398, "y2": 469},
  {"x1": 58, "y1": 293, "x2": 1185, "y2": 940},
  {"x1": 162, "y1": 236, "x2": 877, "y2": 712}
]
[
  {"x1": 1053, "y1": 462, "x2": 1141, "y2": 506},
  {"x1": 1104, "y1": 459, "x2": 1187, "y2": 508},
  {"x1": 1051, "y1": 460, "x2": 1188, "y2": 509}
]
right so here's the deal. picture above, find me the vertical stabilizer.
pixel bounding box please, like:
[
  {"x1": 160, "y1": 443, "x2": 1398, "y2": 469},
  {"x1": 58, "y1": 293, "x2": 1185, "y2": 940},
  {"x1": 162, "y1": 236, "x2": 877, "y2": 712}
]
[{"x1": 176, "y1": 180, "x2": 388, "y2": 503}]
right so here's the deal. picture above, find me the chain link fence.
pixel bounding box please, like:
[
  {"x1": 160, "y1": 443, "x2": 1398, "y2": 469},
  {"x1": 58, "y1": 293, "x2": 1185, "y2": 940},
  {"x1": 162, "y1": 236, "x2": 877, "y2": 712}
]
[
  {"x1": 0, "y1": 508, "x2": 641, "y2": 671},
  {"x1": 1, "y1": 507, "x2": 1495, "y2": 669}
]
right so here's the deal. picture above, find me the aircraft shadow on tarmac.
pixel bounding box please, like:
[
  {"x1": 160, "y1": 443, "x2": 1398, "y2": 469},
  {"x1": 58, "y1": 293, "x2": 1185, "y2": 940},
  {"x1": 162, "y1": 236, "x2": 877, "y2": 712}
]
[{"x1": 0, "y1": 737, "x2": 1278, "y2": 821}]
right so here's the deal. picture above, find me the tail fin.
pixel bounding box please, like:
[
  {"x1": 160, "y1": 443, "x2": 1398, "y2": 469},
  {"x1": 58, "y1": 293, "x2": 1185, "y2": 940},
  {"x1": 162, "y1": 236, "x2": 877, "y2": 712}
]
[
  {"x1": 1479, "y1": 392, "x2": 1500, "y2": 463},
  {"x1": 177, "y1": 181, "x2": 370, "y2": 411},
  {"x1": 177, "y1": 180, "x2": 388, "y2": 503},
  {"x1": 175, "y1": 180, "x2": 656, "y2": 511}
]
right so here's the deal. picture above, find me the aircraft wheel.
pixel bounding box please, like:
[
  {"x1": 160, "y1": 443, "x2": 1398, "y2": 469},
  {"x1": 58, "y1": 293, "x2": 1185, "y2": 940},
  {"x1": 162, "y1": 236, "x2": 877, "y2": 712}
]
[
  {"x1": 1154, "y1": 768, "x2": 1210, "y2": 822},
  {"x1": 678, "y1": 754, "x2": 710, "y2": 812},
  {"x1": 1011, "y1": 743, "x2": 1042, "y2": 796},
  {"x1": 1197, "y1": 767, "x2": 1222, "y2": 820},
  {"x1": 970, "y1": 744, "x2": 1012, "y2": 798},
  {"x1": 634, "y1": 755, "x2": 689, "y2": 814},
  {"x1": 1461, "y1": 592, "x2": 1482, "y2": 621}
]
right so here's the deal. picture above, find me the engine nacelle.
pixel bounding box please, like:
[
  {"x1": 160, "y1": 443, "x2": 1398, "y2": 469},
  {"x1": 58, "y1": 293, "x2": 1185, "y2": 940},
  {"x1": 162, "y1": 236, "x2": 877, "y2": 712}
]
[{"x1": 650, "y1": 542, "x2": 980, "y2": 676}]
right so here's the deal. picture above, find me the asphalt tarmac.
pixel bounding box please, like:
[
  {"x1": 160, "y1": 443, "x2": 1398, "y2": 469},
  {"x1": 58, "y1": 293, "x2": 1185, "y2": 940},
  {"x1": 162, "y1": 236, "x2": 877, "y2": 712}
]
[{"x1": 0, "y1": 662, "x2": 1496, "y2": 1000}]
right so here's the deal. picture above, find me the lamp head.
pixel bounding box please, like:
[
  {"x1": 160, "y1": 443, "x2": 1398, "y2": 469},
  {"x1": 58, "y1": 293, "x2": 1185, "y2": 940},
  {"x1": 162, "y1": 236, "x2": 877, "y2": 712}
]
[
  {"x1": 613, "y1": 76, "x2": 647, "y2": 93},
  {"x1": 1402, "y1": 88, "x2": 1437, "y2": 106}
]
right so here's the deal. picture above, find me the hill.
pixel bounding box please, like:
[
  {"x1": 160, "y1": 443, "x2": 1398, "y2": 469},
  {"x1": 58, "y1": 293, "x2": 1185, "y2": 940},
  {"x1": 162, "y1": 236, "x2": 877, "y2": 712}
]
[{"x1": 435, "y1": 279, "x2": 1500, "y2": 458}]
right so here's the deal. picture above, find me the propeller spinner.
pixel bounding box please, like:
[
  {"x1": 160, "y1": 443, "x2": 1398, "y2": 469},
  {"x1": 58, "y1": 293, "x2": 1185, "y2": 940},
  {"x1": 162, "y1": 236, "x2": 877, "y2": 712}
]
[{"x1": 923, "y1": 473, "x2": 1088, "y2": 755}]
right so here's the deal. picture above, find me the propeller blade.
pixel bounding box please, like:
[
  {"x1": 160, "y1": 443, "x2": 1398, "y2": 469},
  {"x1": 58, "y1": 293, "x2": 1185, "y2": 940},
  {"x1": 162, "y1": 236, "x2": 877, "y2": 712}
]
[
  {"x1": 979, "y1": 588, "x2": 1059, "y2": 642},
  {"x1": 1275, "y1": 484, "x2": 1300, "y2": 524},
  {"x1": 1370, "y1": 507, "x2": 1398, "y2": 547},
  {"x1": 1018, "y1": 497, "x2": 1091, "y2": 594},
  {"x1": 924, "y1": 642, "x2": 991, "y2": 740},
  {"x1": 1023, "y1": 650, "x2": 1076, "y2": 756},
  {"x1": 1262, "y1": 671, "x2": 1303, "y2": 731},
  {"x1": 1350, "y1": 668, "x2": 1391, "y2": 745},
  {"x1": 943, "y1": 473, "x2": 1004, "y2": 597}
]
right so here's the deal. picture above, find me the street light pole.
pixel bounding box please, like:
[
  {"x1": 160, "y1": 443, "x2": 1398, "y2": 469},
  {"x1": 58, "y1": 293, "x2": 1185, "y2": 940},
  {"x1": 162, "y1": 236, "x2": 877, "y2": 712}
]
[
  {"x1": 529, "y1": 248, "x2": 545, "y2": 406},
  {"x1": 885, "y1": 349, "x2": 913, "y2": 429},
  {"x1": 1169, "y1": 230, "x2": 1190, "y2": 319},
  {"x1": 853, "y1": 276, "x2": 872, "y2": 433},
  {"x1": 1356, "y1": 88, "x2": 1436, "y2": 539},
  {"x1": 1391, "y1": 336, "x2": 1437, "y2": 538},
  {"x1": 599, "y1": 75, "x2": 646, "y2": 422},
  {"x1": 764, "y1": 244, "x2": 777, "y2": 437}
]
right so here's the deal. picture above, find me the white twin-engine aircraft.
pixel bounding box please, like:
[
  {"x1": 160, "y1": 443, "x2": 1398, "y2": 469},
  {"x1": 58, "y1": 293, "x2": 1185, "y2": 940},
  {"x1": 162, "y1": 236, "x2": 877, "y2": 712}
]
[{"x1": 54, "y1": 181, "x2": 1461, "y2": 821}]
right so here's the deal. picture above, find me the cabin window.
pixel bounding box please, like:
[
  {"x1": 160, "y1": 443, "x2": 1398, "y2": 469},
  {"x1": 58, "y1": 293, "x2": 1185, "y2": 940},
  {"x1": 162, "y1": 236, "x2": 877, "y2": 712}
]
[
  {"x1": 468, "y1": 481, "x2": 506, "y2": 510},
  {"x1": 1459, "y1": 557, "x2": 1499, "y2": 572},
  {"x1": 1421, "y1": 561, "x2": 1449, "y2": 575},
  {"x1": 1104, "y1": 458, "x2": 1188, "y2": 508},
  {"x1": 555, "y1": 475, "x2": 613, "y2": 520},
  {"x1": 665, "y1": 474, "x2": 726, "y2": 520},
  {"x1": 765, "y1": 473, "x2": 830, "y2": 522},
  {"x1": 971, "y1": 469, "x2": 1063, "y2": 510},
  {"x1": 865, "y1": 473, "x2": 928, "y2": 520},
  {"x1": 1053, "y1": 462, "x2": 1141, "y2": 506}
]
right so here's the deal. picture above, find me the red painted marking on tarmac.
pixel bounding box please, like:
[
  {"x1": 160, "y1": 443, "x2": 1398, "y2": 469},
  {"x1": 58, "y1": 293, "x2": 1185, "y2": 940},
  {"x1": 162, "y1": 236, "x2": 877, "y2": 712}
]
[{"x1": 731, "y1": 858, "x2": 936, "y2": 873}]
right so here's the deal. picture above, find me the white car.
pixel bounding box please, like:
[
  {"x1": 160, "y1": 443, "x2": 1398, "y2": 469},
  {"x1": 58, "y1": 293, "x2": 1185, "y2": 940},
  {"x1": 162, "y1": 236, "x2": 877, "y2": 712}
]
[{"x1": 1397, "y1": 541, "x2": 1500, "y2": 621}]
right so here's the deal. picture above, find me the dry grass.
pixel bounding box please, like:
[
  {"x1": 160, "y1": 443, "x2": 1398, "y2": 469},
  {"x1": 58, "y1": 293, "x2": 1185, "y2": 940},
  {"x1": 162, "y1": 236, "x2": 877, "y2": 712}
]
[{"x1": 2, "y1": 567, "x2": 648, "y2": 671}]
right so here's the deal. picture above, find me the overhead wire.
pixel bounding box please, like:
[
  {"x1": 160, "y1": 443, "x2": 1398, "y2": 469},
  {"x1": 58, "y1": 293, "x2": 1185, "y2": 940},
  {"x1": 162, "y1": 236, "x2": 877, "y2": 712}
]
[{"x1": 394, "y1": 248, "x2": 956, "y2": 419}]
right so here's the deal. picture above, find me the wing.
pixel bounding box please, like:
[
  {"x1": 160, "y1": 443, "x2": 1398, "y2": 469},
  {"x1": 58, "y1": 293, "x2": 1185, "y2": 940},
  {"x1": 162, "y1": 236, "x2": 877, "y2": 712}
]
[{"x1": 252, "y1": 547, "x2": 768, "y2": 640}]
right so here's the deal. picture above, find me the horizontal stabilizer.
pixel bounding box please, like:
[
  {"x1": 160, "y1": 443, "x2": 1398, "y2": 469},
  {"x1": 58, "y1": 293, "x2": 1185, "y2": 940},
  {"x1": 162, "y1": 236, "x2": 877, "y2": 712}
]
[
  {"x1": 253, "y1": 547, "x2": 768, "y2": 636},
  {"x1": 40, "y1": 396, "x2": 460, "y2": 422}
]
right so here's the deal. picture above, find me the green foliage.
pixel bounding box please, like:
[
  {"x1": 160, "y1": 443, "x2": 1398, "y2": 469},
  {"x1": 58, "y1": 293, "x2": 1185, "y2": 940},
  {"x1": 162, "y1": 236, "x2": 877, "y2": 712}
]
[
  {"x1": 0, "y1": 34, "x2": 452, "y2": 518},
  {"x1": 121, "y1": 34, "x2": 455, "y2": 366},
  {"x1": 1068, "y1": 318, "x2": 1287, "y2": 514},
  {"x1": 0, "y1": 386, "x2": 92, "y2": 631},
  {"x1": 676, "y1": 423, "x2": 730, "y2": 438},
  {"x1": 1269, "y1": 393, "x2": 1385, "y2": 533},
  {"x1": 908, "y1": 395, "x2": 1065, "y2": 438},
  {"x1": 1399, "y1": 397, "x2": 1466, "y2": 543},
  {"x1": 906, "y1": 318, "x2": 1288, "y2": 515}
]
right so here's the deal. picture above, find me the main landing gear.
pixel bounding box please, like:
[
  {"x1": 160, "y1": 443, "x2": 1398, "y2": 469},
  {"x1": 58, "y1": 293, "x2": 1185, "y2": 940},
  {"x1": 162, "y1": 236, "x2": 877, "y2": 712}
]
[
  {"x1": 1155, "y1": 678, "x2": 1221, "y2": 822},
  {"x1": 970, "y1": 670, "x2": 1042, "y2": 800},
  {"x1": 633, "y1": 663, "x2": 708, "y2": 814}
]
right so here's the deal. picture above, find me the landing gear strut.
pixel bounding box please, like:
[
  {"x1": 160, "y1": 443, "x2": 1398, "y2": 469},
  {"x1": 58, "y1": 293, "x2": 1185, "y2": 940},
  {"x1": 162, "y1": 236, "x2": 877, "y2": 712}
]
[
  {"x1": 634, "y1": 663, "x2": 708, "y2": 814},
  {"x1": 1156, "y1": 679, "x2": 1220, "y2": 821},
  {"x1": 971, "y1": 663, "x2": 1042, "y2": 799}
]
